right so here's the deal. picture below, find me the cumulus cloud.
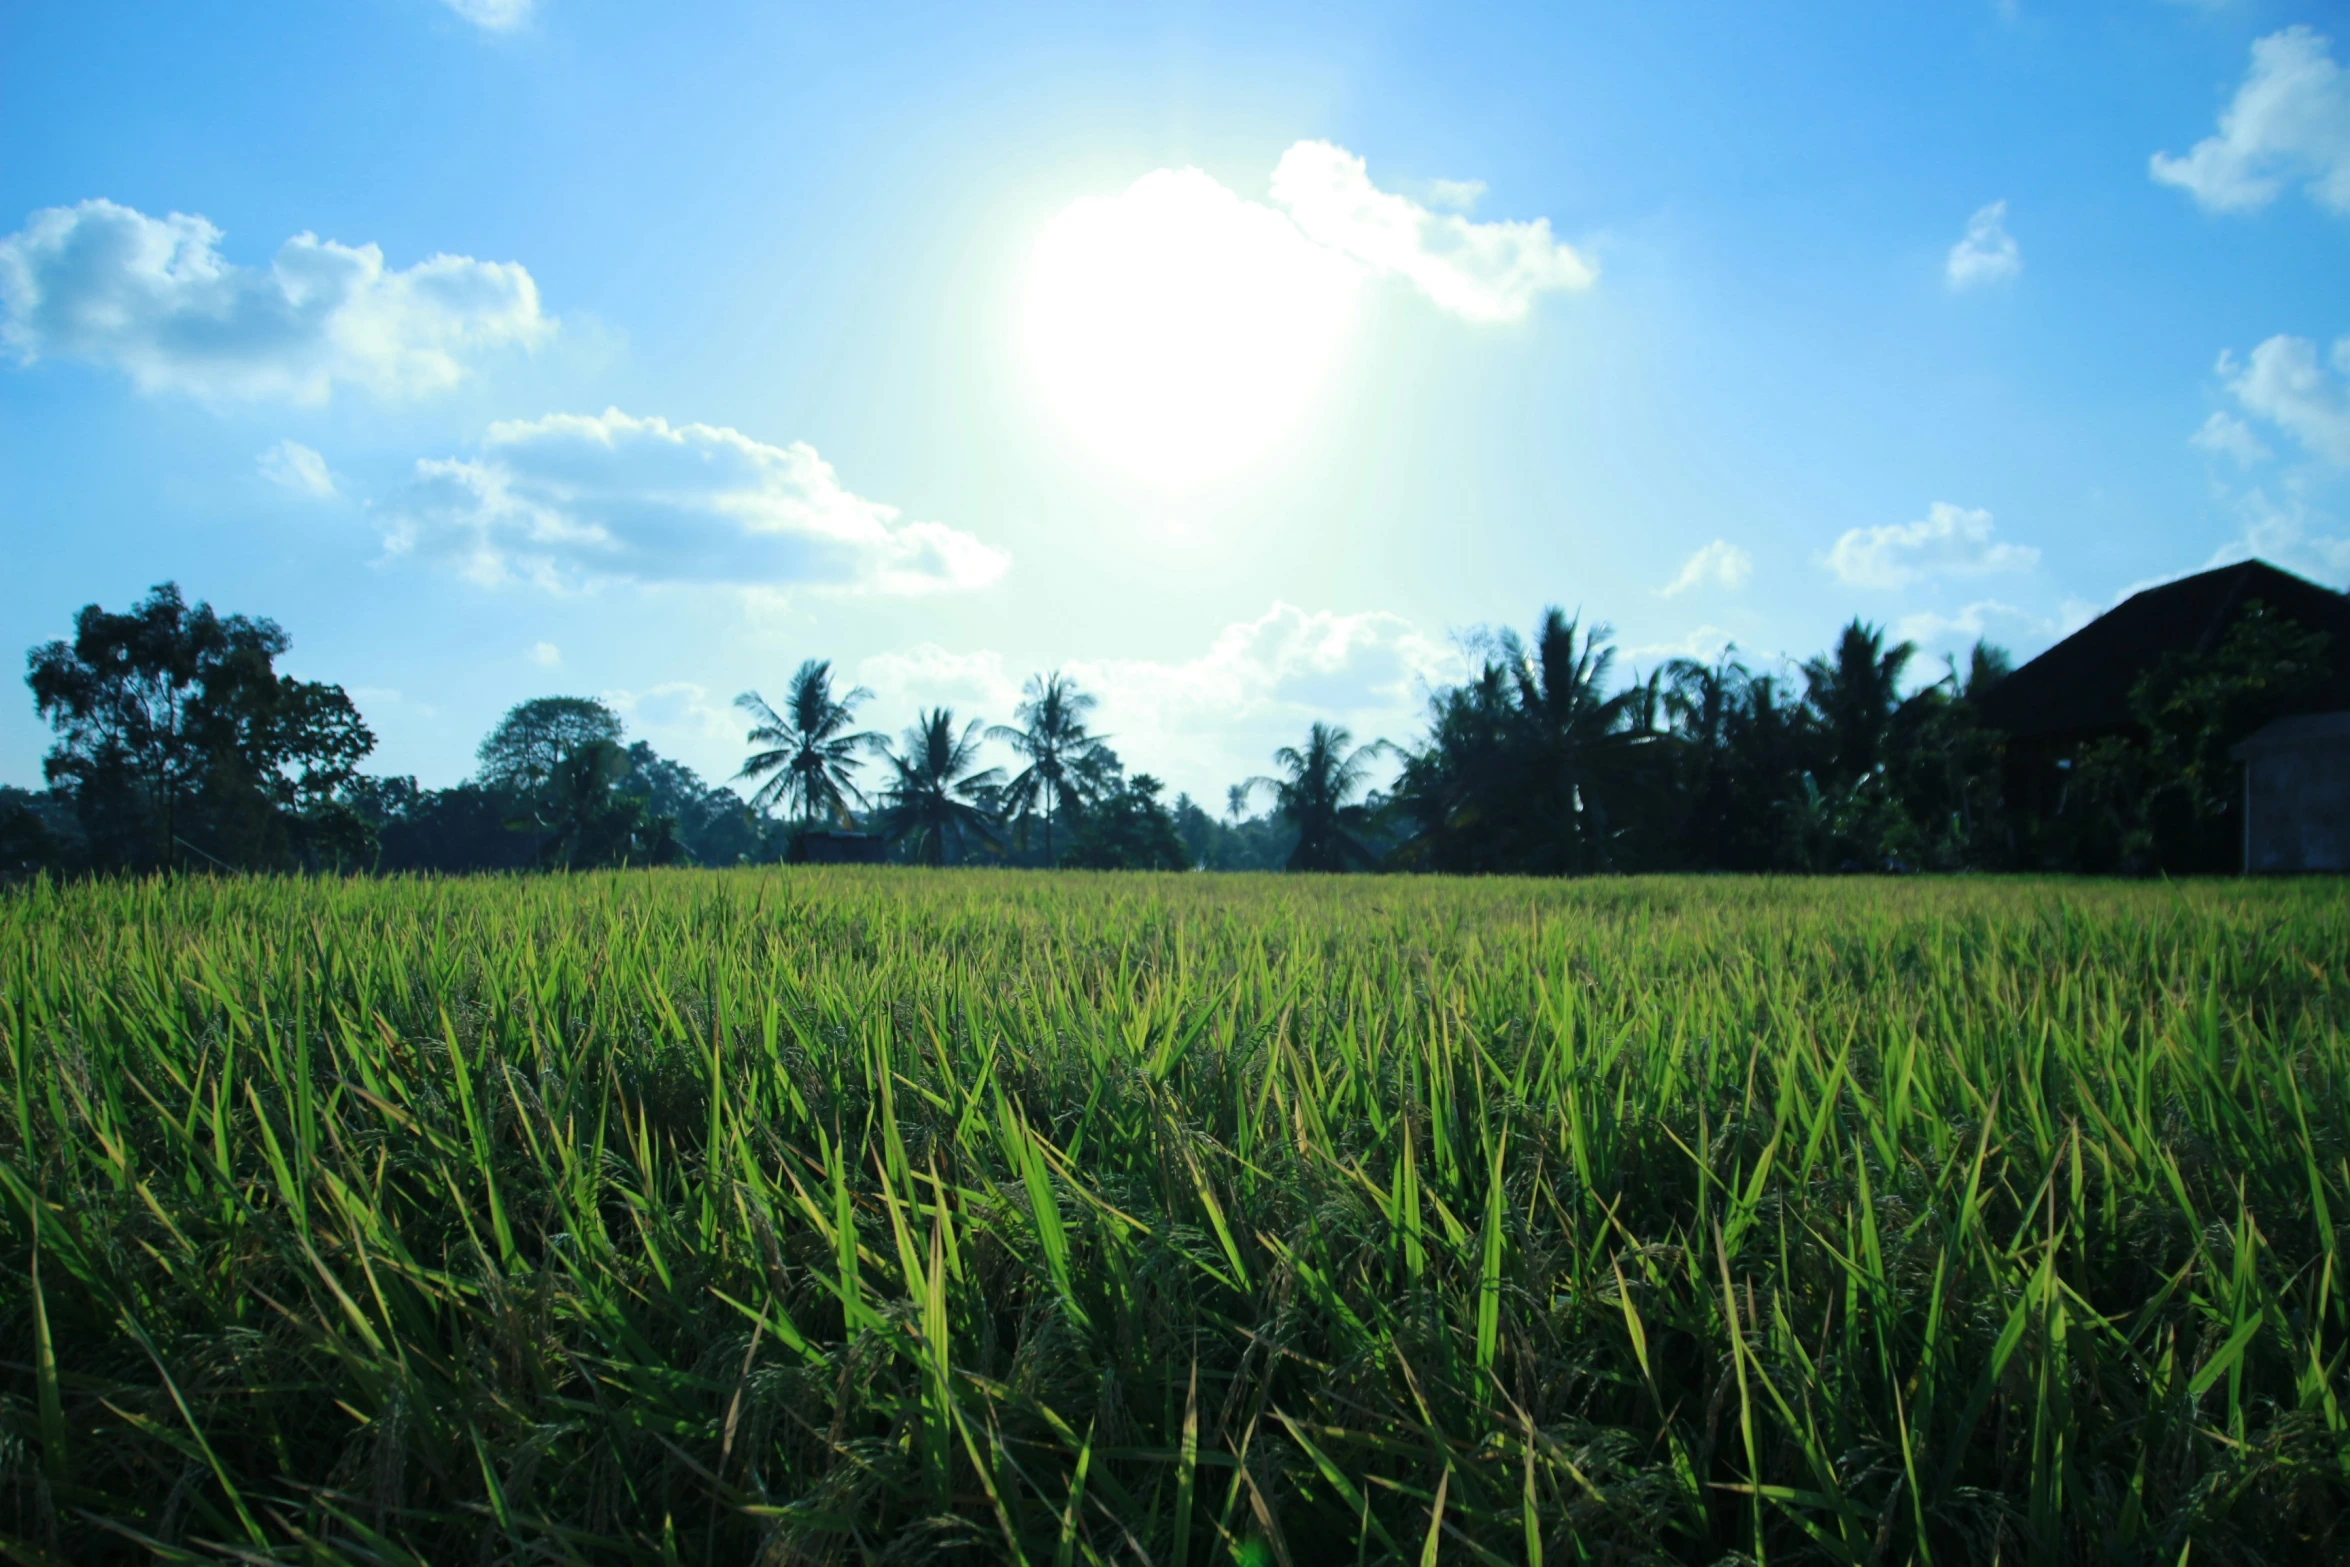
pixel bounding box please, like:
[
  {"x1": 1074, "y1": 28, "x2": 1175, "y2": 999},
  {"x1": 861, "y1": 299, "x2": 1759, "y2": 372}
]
[
  {"x1": 1822, "y1": 503, "x2": 2039, "y2": 590},
  {"x1": 1945, "y1": 200, "x2": 2020, "y2": 289},
  {"x1": 853, "y1": 604, "x2": 1461, "y2": 804},
  {"x1": 1269, "y1": 141, "x2": 1595, "y2": 322},
  {"x1": 2221, "y1": 334, "x2": 2350, "y2": 464},
  {"x1": 0, "y1": 199, "x2": 550, "y2": 402},
  {"x1": 258, "y1": 438, "x2": 337, "y2": 498},
  {"x1": 529, "y1": 641, "x2": 562, "y2": 668},
  {"x1": 1062, "y1": 602, "x2": 1461, "y2": 799},
  {"x1": 378, "y1": 408, "x2": 1009, "y2": 596},
  {"x1": 2150, "y1": 27, "x2": 2350, "y2": 215},
  {"x1": 857, "y1": 645, "x2": 1021, "y2": 722},
  {"x1": 442, "y1": 0, "x2": 533, "y2": 29},
  {"x1": 1659, "y1": 539, "x2": 1753, "y2": 597},
  {"x1": 2191, "y1": 410, "x2": 2273, "y2": 464}
]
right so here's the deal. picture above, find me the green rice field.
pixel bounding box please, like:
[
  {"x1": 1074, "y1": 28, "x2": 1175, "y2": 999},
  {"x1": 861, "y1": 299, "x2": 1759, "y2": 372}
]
[{"x1": 3, "y1": 871, "x2": 2347, "y2": 1563}]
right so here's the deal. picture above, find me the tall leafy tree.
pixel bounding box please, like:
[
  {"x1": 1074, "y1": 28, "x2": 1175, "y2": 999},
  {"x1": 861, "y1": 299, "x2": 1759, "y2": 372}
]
[
  {"x1": 26, "y1": 582, "x2": 374, "y2": 870},
  {"x1": 477, "y1": 697, "x2": 625, "y2": 791},
  {"x1": 733, "y1": 661, "x2": 879, "y2": 826},
  {"x1": 875, "y1": 708, "x2": 1005, "y2": 866},
  {"x1": 1255, "y1": 722, "x2": 1384, "y2": 872},
  {"x1": 988, "y1": 671, "x2": 1106, "y2": 861}
]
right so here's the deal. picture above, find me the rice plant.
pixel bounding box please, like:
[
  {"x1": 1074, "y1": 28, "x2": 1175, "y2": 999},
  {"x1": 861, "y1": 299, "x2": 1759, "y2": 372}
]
[{"x1": 2, "y1": 870, "x2": 2345, "y2": 1562}]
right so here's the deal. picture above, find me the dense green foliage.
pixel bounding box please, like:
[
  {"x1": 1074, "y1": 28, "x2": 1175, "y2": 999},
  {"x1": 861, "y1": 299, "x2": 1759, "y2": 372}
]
[
  {"x1": 22, "y1": 583, "x2": 377, "y2": 875},
  {"x1": 18, "y1": 579, "x2": 2343, "y2": 882},
  {"x1": 4, "y1": 871, "x2": 2346, "y2": 1562}
]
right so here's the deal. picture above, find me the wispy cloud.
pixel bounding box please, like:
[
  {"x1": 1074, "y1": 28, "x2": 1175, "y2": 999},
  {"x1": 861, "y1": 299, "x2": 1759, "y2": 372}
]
[
  {"x1": 1822, "y1": 503, "x2": 2039, "y2": 590},
  {"x1": 1892, "y1": 599, "x2": 2056, "y2": 652},
  {"x1": 1945, "y1": 200, "x2": 2020, "y2": 289},
  {"x1": 379, "y1": 408, "x2": 1009, "y2": 596},
  {"x1": 2204, "y1": 486, "x2": 2350, "y2": 585},
  {"x1": 0, "y1": 199, "x2": 550, "y2": 402},
  {"x1": 441, "y1": 0, "x2": 533, "y2": 32},
  {"x1": 1659, "y1": 539, "x2": 1753, "y2": 597},
  {"x1": 258, "y1": 439, "x2": 338, "y2": 498},
  {"x1": 2151, "y1": 26, "x2": 2350, "y2": 215},
  {"x1": 2190, "y1": 410, "x2": 2272, "y2": 465},
  {"x1": 1622, "y1": 625, "x2": 1737, "y2": 668},
  {"x1": 1270, "y1": 141, "x2": 1596, "y2": 322}
]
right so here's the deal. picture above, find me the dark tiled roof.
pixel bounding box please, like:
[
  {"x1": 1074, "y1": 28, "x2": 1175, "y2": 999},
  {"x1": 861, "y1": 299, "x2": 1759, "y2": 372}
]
[{"x1": 1976, "y1": 560, "x2": 2350, "y2": 743}]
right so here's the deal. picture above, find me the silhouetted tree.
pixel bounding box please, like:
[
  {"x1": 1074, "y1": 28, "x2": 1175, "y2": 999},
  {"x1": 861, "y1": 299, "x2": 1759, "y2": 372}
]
[
  {"x1": 26, "y1": 582, "x2": 374, "y2": 871},
  {"x1": 519, "y1": 739, "x2": 679, "y2": 869},
  {"x1": 477, "y1": 697, "x2": 624, "y2": 792},
  {"x1": 876, "y1": 708, "x2": 1004, "y2": 866},
  {"x1": 1395, "y1": 611, "x2": 1658, "y2": 873},
  {"x1": 1256, "y1": 722, "x2": 1384, "y2": 872},
  {"x1": 989, "y1": 671, "x2": 1107, "y2": 861},
  {"x1": 1064, "y1": 773, "x2": 1189, "y2": 870},
  {"x1": 734, "y1": 661, "x2": 879, "y2": 826},
  {"x1": 1802, "y1": 621, "x2": 1917, "y2": 790}
]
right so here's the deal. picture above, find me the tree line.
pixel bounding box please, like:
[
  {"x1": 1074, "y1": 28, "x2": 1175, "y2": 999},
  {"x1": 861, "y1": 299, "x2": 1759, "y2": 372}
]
[{"x1": 3, "y1": 581, "x2": 2330, "y2": 880}]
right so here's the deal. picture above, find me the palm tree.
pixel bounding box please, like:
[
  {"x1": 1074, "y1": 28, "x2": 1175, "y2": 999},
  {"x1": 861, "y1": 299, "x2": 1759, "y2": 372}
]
[
  {"x1": 1801, "y1": 621, "x2": 1917, "y2": 788},
  {"x1": 1502, "y1": 609, "x2": 1653, "y2": 872},
  {"x1": 987, "y1": 672, "x2": 1105, "y2": 862},
  {"x1": 876, "y1": 708, "x2": 1006, "y2": 866},
  {"x1": 1254, "y1": 722, "x2": 1385, "y2": 872},
  {"x1": 733, "y1": 660, "x2": 879, "y2": 826},
  {"x1": 1225, "y1": 782, "x2": 1252, "y2": 824}
]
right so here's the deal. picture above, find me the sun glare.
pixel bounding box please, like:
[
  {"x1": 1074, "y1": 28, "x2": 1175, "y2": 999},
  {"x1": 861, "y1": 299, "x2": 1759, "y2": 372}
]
[{"x1": 1026, "y1": 168, "x2": 1361, "y2": 487}]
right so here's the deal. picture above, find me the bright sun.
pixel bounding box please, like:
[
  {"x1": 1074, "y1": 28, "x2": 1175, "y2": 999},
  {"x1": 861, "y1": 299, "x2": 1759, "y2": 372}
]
[{"x1": 1026, "y1": 168, "x2": 1361, "y2": 488}]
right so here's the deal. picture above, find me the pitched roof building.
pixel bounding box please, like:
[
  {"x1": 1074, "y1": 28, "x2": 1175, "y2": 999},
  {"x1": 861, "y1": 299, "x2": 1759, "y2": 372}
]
[
  {"x1": 1976, "y1": 558, "x2": 2350, "y2": 871},
  {"x1": 1975, "y1": 559, "x2": 2350, "y2": 747}
]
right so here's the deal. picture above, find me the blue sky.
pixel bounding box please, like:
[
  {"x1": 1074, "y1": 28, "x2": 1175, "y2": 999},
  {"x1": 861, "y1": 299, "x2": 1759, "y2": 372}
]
[{"x1": 5, "y1": 1, "x2": 2347, "y2": 805}]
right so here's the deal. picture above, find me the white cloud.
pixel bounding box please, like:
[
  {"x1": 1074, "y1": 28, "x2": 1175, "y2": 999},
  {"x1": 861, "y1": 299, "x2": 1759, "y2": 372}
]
[
  {"x1": 852, "y1": 604, "x2": 1462, "y2": 804},
  {"x1": 1945, "y1": 200, "x2": 2020, "y2": 289},
  {"x1": 2205, "y1": 486, "x2": 2350, "y2": 584},
  {"x1": 0, "y1": 199, "x2": 550, "y2": 402},
  {"x1": 1659, "y1": 539, "x2": 1753, "y2": 597},
  {"x1": 1269, "y1": 141, "x2": 1595, "y2": 322},
  {"x1": 603, "y1": 681, "x2": 741, "y2": 750},
  {"x1": 378, "y1": 407, "x2": 1009, "y2": 596},
  {"x1": 258, "y1": 438, "x2": 337, "y2": 498},
  {"x1": 529, "y1": 641, "x2": 561, "y2": 668},
  {"x1": 2191, "y1": 410, "x2": 2272, "y2": 464},
  {"x1": 857, "y1": 644, "x2": 1021, "y2": 724},
  {"x1": 1892, "y1": 599, "x2": 2057, "y2": 651},
  {"x1": 1822, "y1": 502, "x2": 2040, "y2": 590},
  {"x1": 2222, "y1": 333, "x2": 2350, "y2": 463},
  {"x1": 1622, "y1": 625, "x2": 1738, "y2": 667},
  {"x1": 1425, "y1": 178, "x2": 1488, "y2": 212},
  {"x1": 442, "y1": 0, "x2": 533, "y2": 29},
  {"x1": 1063, "y1": 602, "x2": 1462, "y2": 798},
  {"x1": 2150, "y1": 26, "x2": 2350, "y2": 215}
]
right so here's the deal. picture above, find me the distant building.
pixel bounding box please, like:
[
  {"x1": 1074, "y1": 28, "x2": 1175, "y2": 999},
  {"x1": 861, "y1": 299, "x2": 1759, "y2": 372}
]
[
  {"x1": 2232, "y1": 713, "x2": 2350, "y2": 873},
  {"x1": 1975, "y1": 559, "x2": 2350, "y2": 870}
]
